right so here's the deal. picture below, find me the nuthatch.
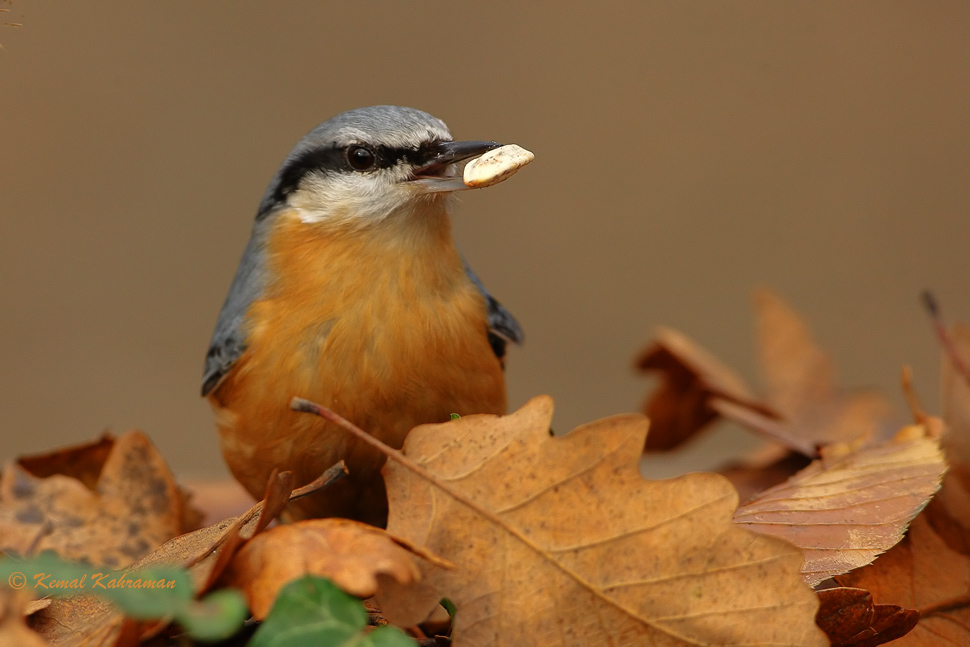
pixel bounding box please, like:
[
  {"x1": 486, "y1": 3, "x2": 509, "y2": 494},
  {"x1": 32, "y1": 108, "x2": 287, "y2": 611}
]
[{"x1": 203, "y1": 106, "x2": 524, "y2": 524}]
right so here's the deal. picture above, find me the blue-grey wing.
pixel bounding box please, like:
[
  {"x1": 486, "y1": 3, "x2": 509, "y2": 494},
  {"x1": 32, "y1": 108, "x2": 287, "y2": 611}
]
[
  {"x1": 463, "y1": 258, "x2": 523, "y2": 361},
  {"x1": 202, "y1": 221, "x2": 271, "y2": 397}
]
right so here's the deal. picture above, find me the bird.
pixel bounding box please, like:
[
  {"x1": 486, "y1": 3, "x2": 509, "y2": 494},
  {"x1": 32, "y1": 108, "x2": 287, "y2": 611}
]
[{"x1": 202, "y1": 106, "x2": 523, "y2": 525}]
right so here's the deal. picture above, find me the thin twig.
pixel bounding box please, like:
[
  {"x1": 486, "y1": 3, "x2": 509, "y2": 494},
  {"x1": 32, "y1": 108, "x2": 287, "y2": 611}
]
[
  {"x1": 290, "y1": 398, "x2": 456, "y2": 569},
  {"x1": 184, "y1": 461, "x2": 347, "y2": 570},
  {"x1": 289, "y1": 461, "x2": 350, "y2": 500},
  {"x1": 922, "y1": 290, "x2": 970, "y2": 387},
  {"x1": 900, "y1": 365, "x2": 929, "y2": 424}
]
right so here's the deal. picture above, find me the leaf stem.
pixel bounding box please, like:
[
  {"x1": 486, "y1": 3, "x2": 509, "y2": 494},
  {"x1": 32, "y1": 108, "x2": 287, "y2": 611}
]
[
  {"x1": 290, "y1": 398, "x2": 447, "y2": 498},
  {"x1": 921, "y1": 291, "x2": 970, "y2": 388}
]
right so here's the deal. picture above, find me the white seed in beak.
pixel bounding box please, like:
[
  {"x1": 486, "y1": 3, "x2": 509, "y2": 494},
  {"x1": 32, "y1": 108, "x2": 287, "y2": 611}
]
[{"x1": 463, "y1": 144, "x2": 535, "y2": 188}]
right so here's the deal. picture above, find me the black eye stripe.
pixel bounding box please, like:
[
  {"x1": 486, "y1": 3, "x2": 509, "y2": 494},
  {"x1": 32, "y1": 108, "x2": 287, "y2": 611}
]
[
  {"x1": 259, "y1": 140, "x2": 449, "y2": 218},
  {"x1": 374, "y1": 141, "x2": 444, "y2": 168}
]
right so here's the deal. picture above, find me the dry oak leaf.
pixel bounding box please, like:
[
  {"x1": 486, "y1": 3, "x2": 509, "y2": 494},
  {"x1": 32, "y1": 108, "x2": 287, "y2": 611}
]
[
  {"x1": 0, "y1": 431, "x2": 193, "y2": 569},
  {"x1": 221, "y1": 518, "x2": 422, "y2": 620},
  {"x1": 634, "y1": 326, "x2": 774, "y2": 451},
  {"x1": 375, "y1": 396, "x2": 826, "y2": 647},
  {"x1": 814, "y1": 587, "x2": 918, "y2": 647},
  {"x1": 712, "y1": 290, "x2": 892, "y2": 455},
  {"x1": 733, "y1": 421, "x2": 945, "y2": 587},
  {"x1": 837, "y1": 514, "x2": 970, "y2": 646},
  {"x1": 0, "y1": 589, "x2": 49, "y2": 647}
]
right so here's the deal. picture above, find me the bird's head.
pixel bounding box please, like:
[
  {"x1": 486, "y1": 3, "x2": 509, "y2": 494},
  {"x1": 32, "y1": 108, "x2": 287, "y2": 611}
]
[{"x1": 256, "y1": 105, "x2": 500, "y2": 226}]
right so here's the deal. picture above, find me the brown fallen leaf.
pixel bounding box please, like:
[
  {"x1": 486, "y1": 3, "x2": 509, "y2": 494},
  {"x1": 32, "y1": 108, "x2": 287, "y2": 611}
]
[
  {"x1": 734, "y1": 421, "x2": 945, "y2": 586},
  {"x1": 294, "y1": 395, "x2": 826, "y2": 647},
  {"x1": 909, "y1": 323, "x2": 970, "y2": 558},
  {"x1": 718, "y1": 444, "x2": 812, "y2": 504},
  {"x1": 0, "y1": 432, "x2": 195, "y2": 569},
  {"x1": 636, "y1": 290, "x2": 891, "y2": 457},
  {"x1": 837, "y1": 514, "x2": 970, "y2": 646},
  {"x1": 940, "y1": 323, "x2": 970, "y2": 480},
  {"x1": 815, "y1": 587, "x2": 919, "y2": 647},
  {"x1": 924, "y1": 471, "x2": 970, "y2": 558},
  {"x1": 27, "y1": 463, "x2": 346, "y2": 647},
  {"x1": 28, "y1": 595, "x2": 121, "y2": 647},
  {"x1": 720, "y1": 290, "x2": 892, "y2": 451},
  {"x1": 221, "y1": 518, "x2": 423, "y2": 620},
  {"x1": 26, "y1": 513, "x2": 249, "y2": 647},
  {"x1": 0, "y1": 588, "x2": 49, "y2": 647},
  {"x1": 15, "y1": 435, "x2": 115, "y2": 491},
  {"x1": 634, "y1": 326, "x2": 775, "y2": 451},
  {"x1": 22, "y1": 599, "x2": 51, "y2": 616},
  {"x1": 921, "y1": 414, "x2": 970, "y2": 560}
]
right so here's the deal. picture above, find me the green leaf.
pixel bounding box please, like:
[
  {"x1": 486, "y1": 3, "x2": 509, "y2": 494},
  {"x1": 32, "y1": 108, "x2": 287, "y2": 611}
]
[
  {"x1": 450, "y1": 413, "x2": 461, "y2": 420},
  {"x1": 178, "y1": 589, "x2": 249, "y2": 642},
  {"x1": 440, "y1": 597, "x2": 457, "y2": 619},
  {"x1": 251, "y1": 575, "x2": 415, "y2": 647}
]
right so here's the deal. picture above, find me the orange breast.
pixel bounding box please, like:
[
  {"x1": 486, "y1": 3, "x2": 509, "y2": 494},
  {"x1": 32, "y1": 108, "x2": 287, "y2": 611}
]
[{"x1": 208, "y1": 202, "x2": 506, "y2": 523}]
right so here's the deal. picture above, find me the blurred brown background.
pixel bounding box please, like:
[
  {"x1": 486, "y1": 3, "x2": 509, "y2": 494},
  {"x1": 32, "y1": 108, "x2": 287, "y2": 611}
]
[{"x1": 1, "y1": 2, "x2": 968, "y2": 481}]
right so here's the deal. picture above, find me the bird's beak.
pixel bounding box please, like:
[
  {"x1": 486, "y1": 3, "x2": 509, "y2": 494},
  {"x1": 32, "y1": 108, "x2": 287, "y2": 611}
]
[{"x1": 409, "y1": 140, "x2": 501, "y2": 193}]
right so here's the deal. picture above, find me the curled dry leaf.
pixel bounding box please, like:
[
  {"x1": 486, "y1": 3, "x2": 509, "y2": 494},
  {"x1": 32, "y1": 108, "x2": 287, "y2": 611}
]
[
  {"x1": 735, "y1": 289, "x2": 891, "y2": 451},
  {"x1": 0, "y1": 589, "x2": 49, "y2": 647},
  {"x1": 634, "y1": 326, "x2": 773, "y2": 451},
  {"x1": 0, "y1": 432, "x2": 194, "y2": 569},
  {"x1": 837, "y1": 514, "x2": 970, "y2": 646},
  {"x1": 221, "y1": 518, "x2": 422, "y2": 620},
  {"x1": 636, "y1": 290, "x2": 891, "y2": 457},
  {"x1": 22, "y1": 599, "x2": 51, "y2": 616},
  {"x1": 15, "y1": 435, "x2": 115, "y2": 491},
  {"x1": 734, "y1": 421, "x2": 945, "y2": 586},
  {"x1": 361, "y1": 396, "x2": 826, "y2": 647},
  {"x1": 815, "y1": 587, "x2": 918, "y2": 647}
]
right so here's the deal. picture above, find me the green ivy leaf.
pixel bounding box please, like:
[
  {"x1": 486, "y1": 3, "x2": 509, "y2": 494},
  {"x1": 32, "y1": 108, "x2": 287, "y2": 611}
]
[
  {"x1": 251, "y1": 575, "x2": 415, "y2": 647},
  {"x1": 440, "y1": 597, "x2": 457, "y2": 619},
  {"x1": 179, "y1": 589, "x2": 250, "y2": 642}
]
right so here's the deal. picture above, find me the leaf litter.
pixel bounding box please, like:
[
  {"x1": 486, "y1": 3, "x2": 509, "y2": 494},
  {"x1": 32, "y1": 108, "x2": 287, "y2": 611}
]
[{"x1": 1, "y1": 289, "x2": 968, "y2": 646}]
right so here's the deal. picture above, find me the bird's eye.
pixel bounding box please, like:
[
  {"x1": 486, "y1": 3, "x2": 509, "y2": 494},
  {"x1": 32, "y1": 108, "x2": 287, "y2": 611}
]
[{"x1": 346, "y1": 145, "x2": 377, "y2": 171}]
